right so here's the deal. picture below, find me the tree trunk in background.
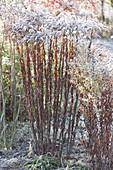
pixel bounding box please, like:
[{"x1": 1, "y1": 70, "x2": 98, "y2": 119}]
[{"x1": 101, "y1": 0, "x2": 105, "y2": 23}]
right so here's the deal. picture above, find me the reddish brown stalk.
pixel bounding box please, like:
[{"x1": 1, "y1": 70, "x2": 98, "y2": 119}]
[
  {"x1": 68, "y1": 88, "x2": 79, "y2": 156},
  {"x1": 52, "y1": 37, "x2": 58, "y2": 155},
  {"x1": 34, "y1": 43, "x2": 45, "y2": 154},
  {"x1": 31, "y1": 43, "x2": 41, "y2": 154},
  {"x1": 41, "y1": 43, "x2": 47, "y2": 153},
  {"x1": 40, "y1": 46, "x2": 44, "y2": 115},
  {"x1": 66, "y1": 38, "x2": 75, "y2": 154},
  {"x1": 55, "y1": 37, "x2": 64, "y2": 140},
  {"x1": 60, "y1": 39, "x2": 70, "y2": 156},
  {"x1": 68, "y1": 35, "x2": 74, "y2": 61},
  {"x1": 16, "y1": 43, "x2": 27, "y2": 95},
  {"x1": 36, "y1": 43, "x2": 41, "y2": 129},
  {"x1": 43, "y1": 43, "x2": 48, "y2": 124},
  {"x1": 36, "y1": 44, "x2": 44, "y2": 154},
  {"x1": 57, "y1": 37, "x2": 65, "y2": 150},
  {"x1": 25, "y1": 42, "x2": 38, "y2": 154},
  {"x1": 47, "y1": 39, "x2": 53, "y2": 153},
  {"x1": 66, "y1": 84, "x2": 73, "y2": 154},
  {"x1": 58, "y1": 35, "x2": 65, "y2": 122}
]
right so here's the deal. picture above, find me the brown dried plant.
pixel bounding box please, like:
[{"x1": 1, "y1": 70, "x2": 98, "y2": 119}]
[
  {"x1": 1, "y1": 1, "x2": 111, "y2": 162},
  {"x1": 69, "y1": 37, "x2": 113, "y2": 169}
]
